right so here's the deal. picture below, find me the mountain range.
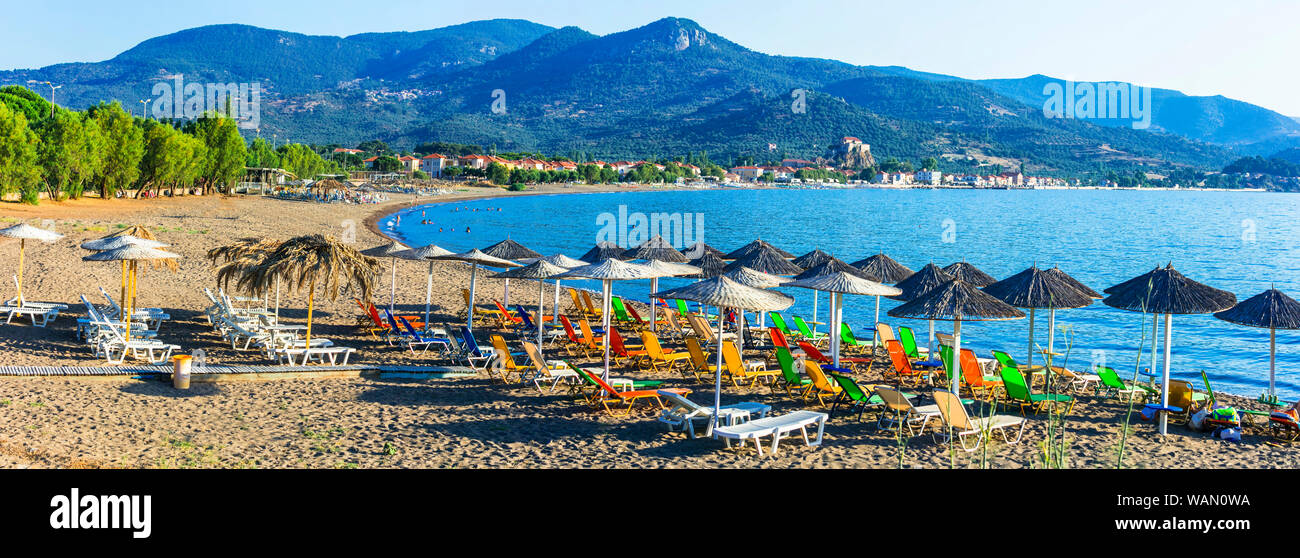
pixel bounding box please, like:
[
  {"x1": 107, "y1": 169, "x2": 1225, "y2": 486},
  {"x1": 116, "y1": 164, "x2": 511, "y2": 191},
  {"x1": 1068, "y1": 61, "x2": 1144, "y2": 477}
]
[{"x1": 3, "y1": 17, "x2": 1295, "y2": 173}]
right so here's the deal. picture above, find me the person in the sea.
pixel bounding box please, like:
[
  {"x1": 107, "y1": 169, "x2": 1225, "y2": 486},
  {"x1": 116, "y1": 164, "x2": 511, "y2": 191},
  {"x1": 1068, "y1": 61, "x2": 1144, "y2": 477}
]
[{"x1": 466, "y1": 227, "x2": 471, "y2": 234}]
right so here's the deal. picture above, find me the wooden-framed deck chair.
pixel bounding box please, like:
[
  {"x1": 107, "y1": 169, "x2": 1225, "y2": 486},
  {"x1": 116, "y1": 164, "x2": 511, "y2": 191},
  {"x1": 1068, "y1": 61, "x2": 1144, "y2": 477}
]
[
  {"x1": 874, "y1": 386, "x2": 941, "y2": 437},
  {"x1": 803, "y1": 361, "x2": 843, "y2": 407},
  {"x1": 640, "y1": 330, "x2": 691, "y2": 372},
  {"x1": 959, "y1": 348, "x2": 1003, "y2": 402},
  {"x1": 898, "y1": 326, "x2": 930, "y2": 361},
  {"x1": 839, "y1": 323, "x2": 872, "y2": 353},
  {"x1": 722, "y1": 340, "x2": 780, "y2": 389},
  {"x1": 885, "y1": 340, "x2": 930, "y2": 386},
  {"x1": 932, "y1": 389, "x2": 1027, "y2": 453},
  {"x1": 998, "y1": 363, "x2": 1074, "y2": 416},
  {"x1": 522, "y1": 341, "x2": 580, "y2": 393},
  {"x1": 656, "y1": 390, "x2": 772, "y2": 439},
  {"x1": 1094, "y1": 366, "x2": 1148, "y2": 403},
  {"x1": 773, "y1": 347, "x2": 814, "y2": 400},
  {"x1": 567, "y1": 362, "x2": 689, "y2": 417},
  {"x1": 608, "y1": 327, "x2": 649, "y2": 369},
  {"x1": 796, "y1": 340, "x2": 872, "y2": 371},
  {"x1": 826, "y1": 372, "x2": 886, "y2": 422},
  {"x1": 791, "y1": 316, "x2": 827, "y2": 345},
  {"x1": 488, "y1": 334, "x2": 531, "y2": 384}
]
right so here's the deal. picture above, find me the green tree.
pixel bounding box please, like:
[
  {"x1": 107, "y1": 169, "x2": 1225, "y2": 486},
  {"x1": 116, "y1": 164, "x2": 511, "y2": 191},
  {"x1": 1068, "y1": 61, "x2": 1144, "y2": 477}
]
[
  {"x1": 486, "y1": 162, "x2": 510, "y2": 185},
  {"x1": 0, "y1": 101, "x2": 41, "y2": 203},
  {"x1": 0, "y1": 86, "x2": 52, "y2": 125},
  {"x1": 246, "y1": 137, "x2": 280, "y2": 168},
  {"x1": 277, "y1": 143, "x2": 328, "y2": 179},
  {"x1": 87, "y1": 102, "x2": 143, "y2": 199},
  {"x1": 371, "y1": 155, "x2": 401, "y2": 173},
  {"x1": 186, "y1": 114, "x2": 248, "y2": 194}
]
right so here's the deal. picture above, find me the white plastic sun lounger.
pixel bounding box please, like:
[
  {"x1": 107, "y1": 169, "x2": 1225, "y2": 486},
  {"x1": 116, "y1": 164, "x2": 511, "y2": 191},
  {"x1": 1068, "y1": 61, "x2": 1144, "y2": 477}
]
[
  {"x1": 656, "y1": 390, "x2": 772, "y2": 439},
  {"x1": 713, "y1": 410, "x2": 828, "y2": 456},
  {"x1": 275, "y1": 345, "x2": 354, "y2": 366}
]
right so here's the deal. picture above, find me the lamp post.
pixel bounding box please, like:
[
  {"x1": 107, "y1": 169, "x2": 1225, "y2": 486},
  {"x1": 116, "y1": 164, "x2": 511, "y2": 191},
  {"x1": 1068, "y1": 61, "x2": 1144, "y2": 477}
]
[
  {"x1": 27, "y1": 80, "x2": 61, "y2": 118},
  {"x1": 139, "y1": 99, "x2": 149, "y2": 119}
]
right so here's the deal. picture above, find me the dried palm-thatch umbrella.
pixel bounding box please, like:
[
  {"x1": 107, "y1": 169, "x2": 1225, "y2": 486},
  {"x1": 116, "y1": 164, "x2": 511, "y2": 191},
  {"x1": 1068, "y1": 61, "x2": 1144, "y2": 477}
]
[
  {"x1": 889, "y1": 278, "x2": 1025, "y2": 393},
  {"x1": 628, "y1": 235, "x2": 689, "y2": 263},
  {"x1": 482, "y1": 238, "x2": 543, "y2": 307},
  {"x1": 687, "y1": 252, "x2": 727, "y2": 279},
  {"x1": 361, "y1": 241, "x2": 412, "y2": 315},
  {"x1": 891, "y1": 263, "x2": 955, "y2": 354},
  {"x1": 1044, "y1": 266, "x2": 1102, "y2": 299},
  {"x1": 983, "y1": 265, "x2": 1096, "y2": 369},
  {"x1": 1215, "y1": 287, "x2": 1300, "y2": 397},
  {"x1": 86, "y1": 232, "x2": 174, "y2": 312},
  {"x1": 683, "y1": 242, "x2": 725, "y2": 260},
  {"x1": 579, "y1": 242, "x2": 627, "y2": 264},
  {"x1": 791, "y1": 249, "x2": 833, "y2": 270},
  {"x1": 0, "y1": 223, "x2": 63, "y2": 307},
  {"x1": 230, "y1": 234, "x2": 382, "y2": 353},
  {"x1": 492, "y1": 260, "x2": 571, "y2": 350},
  {"x1": 401, "y1": 244, "x2": 454, "y2": 328},
  {"x1": 725, "y1": 246, "x2": 803, "y2": 275},
  {"x1": 851, "y1": 252, "x2": 914, "y2": 284},
  {"x1": 434, "y1": 249, "x2": 521, "y2": 331},
  {"x1": 654, "y1": 276, "x2": 794, "y2": 431},
  {"x1": 784, "y1": 272, "x2": 900, "y2": 368},
  {"x1": 723, "y1": 265, "x2": 787, "y2": 346},
  {"x1": 725, "y1": 239, "x2": 795, "y2": 261},
  {"x1": 1104, "y1": 264, "x2": 1236, "y2": 435},
  {"x1": 943, "y1": 260, "x2": 997, "y2": 287},
  {"x1": 84, "y1": 245, "x2": 183, "y2": 343},
  {"x1": 529, "y1": 254, "x2": 587, "y2": 327},
  {"x1": 209, "y1": 237, "x2": 284, "y2": 320},
  {"x1": 639, "y1": 259, "x2": 702, "y2": 334},
  {"x1": 796, "y1": 258, "x2": 890, "y2": 346},
  {"x1": 557, "y1": 259, "x2": 657, "y2": 380}
]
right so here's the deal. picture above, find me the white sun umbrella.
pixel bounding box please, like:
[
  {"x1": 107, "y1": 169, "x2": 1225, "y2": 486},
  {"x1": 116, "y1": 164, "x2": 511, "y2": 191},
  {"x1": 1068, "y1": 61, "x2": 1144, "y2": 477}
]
[
  {"x1": 722, "y1": 266, "x2": 784, "y2": 349},
  {"x1": 83, "y1": 245, "x2": 182, "y2": 343},
  {"x1": 784, "y1": 271, "x2": 901, "y2": 368},
  {"x1": 81, "y1": 234, "x2": 167, "y2": 310},
  {"x1": 639, "y1": 259, "x2": 701, "y2": 335},
  {"x1": 556, "y1": 259, "x2": 658, "y2": 381},
  {"x1": 361, "y1": 241, "x2": 411, "y2": 315},
  {"x1": 1, "y1": 224, "x2": 64, "y2": 307},
  {"x1": 400, "y1": 244, "x2": 454, "y2": 329},
  {"x1": 528, "y1": 254, "x2": 588, "y2": 327},
  {"x1": 654, "y1": 277, "x2": 794, "y2": 432},
  {"x1": 492, "y1": 260, "x2": 571, "y2": 350},
  {"x1": 433, "y1": 249, "x2": 520, "y2": 332}
]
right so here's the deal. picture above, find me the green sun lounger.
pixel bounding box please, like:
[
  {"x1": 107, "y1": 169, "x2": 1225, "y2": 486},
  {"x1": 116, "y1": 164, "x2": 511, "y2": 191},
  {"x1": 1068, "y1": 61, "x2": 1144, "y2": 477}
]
[
  {"x1": 775, "y1": 347, "x2": 813, "y2": 398},
  {"x1": 769, "y1": 312, "x2": 795, "y2": 337},
  {"x1": 610, "y1": 297, "x2": 634, "y2": 325},
  {"x1": 792, "y1": 316, "x2": 827, "y2": 343},
  {"x1": 997, "y1": 358, "x2": 1074, "y2": 415},
  {"x1": 898, "y1": 326, "x2": 929, "y2": 361},
  {"x1": 840, "y1": 323, "x2": 871, "y2": 350},
  {"x1": 1094, "y1": 366, "x2": 1148, "y2": 402},
  {"x1": 827, "y1": 372, "x2": 885, "y2": 421}
]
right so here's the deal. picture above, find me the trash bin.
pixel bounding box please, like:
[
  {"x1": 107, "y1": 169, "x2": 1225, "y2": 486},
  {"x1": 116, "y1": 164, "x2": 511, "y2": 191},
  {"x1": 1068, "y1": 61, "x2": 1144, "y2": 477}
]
[{"x1": 172, "y1": 355, "x2": 193, "y2": 389}]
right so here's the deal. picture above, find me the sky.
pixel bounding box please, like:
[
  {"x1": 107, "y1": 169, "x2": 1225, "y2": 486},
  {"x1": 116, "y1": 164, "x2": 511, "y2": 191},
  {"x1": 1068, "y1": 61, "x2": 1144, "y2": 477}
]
[{"x1": 2, "y1": 0, "x2": 1295, "y2": 114}]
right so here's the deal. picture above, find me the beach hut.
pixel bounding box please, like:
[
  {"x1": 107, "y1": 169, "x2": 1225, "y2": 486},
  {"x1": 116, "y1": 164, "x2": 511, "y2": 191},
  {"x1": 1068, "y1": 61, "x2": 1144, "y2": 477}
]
[
  {"x1": 579, "y1": 242, "x2": 627, "y2": 264},
  {"x1": 888, "y1": 278, "x2": 1025, "y2": 394},
  {"x1": 492, "y1": 260, "x2": 571, "y2": 349},
  {"x1": 942, "y1": 260, "x2": 997, "y2": 287},
  {"x1": 892, "y1": 263, "x2": 956, "y2": 356},
  {"x1": 1214, "y1": 288, "x2": 1300, "y2": 397},
  {"x1": 983, "y1": 265, "x2": 1096, "y2": 370},
  {"x1": 361, "y1": 241, "x2": 412, "y2": 315},
  {"x1": 784, "y1": 272, "x2": 900, "y2": 368},
  {"x1": 481, "y1": 239, "x2": 542, "y2": 308},
  {"x1": 83, "y1": 245, "x2": 183, "y2": 342},
  {"x1": 851, "y1": 252, "x2": 914, "y2": 284},
  {"x1": 1104, "y1": 264, "x2": 1236, "y2": 435},
  {"x1": 401, "y1": 244, "x2": 454, "y2": 328},
  {"x1": 628, "y1": 235, "x2": 689, "y2": 263},
  {"x1": 0, "y1": 224, "x2": 63, "y2": 307},
  {"x1": 433, "y1": 249, "x2": 521, "y2": 332},
  {"x1": 653, "y1": 277, "x2": 794, "y2": 431},
  {"x1": 557, "y1": 259, "x2": 658, "y2": 380}
]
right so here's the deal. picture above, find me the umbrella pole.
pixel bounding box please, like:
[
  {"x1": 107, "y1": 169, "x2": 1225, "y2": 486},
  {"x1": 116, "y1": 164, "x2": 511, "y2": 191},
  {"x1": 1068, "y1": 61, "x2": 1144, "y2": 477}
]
[
  {"x1": 537, "y1": 279, "x2": 545, "y2": 350},
  {"x1": 304, "y1": 281, "x2": 316, "y2": 361},
  {"x1": 553, "y1": 281, "x2": 561, "y2": 326},
  {"x1": 650, "y1": 277, "x2": 659, "y2": 333},
  {"x1": 504, "y1": 279, "x2": 510, "y2": 308},
  {"x1": 928, "y1": 320, "x2": 936, "y2": 360},
  {"x1": 812, "y1": 292, "x2": 819, "y2": 335},
  {"x1": 873, "y1": 295, "x2": 881, "y2": 351},
  {"x1": 124, "y1": 262, "x2": 135, "y2": 343},
  {"x1": 424, "y1": 261, "x2": 433, "y2": 330},
  {"x1": 1047, "y1": 307, "x2": 1057, "y2": 364},
  {"x1": 952, "y1": 319, "x2": 962, "y2": 394},
  {"x1": 714, "y1": 308, "x2": 724, "y2": 435},
  {"x1": 389, "y1": 257, "x2": 397, "y2": 314},
  {"x1": 831, "y1": 293, "x2": 841, "y2": 368},
  {"x1": 16, "y1": 239, "x2": 23, "y2": 306},
  {"x1": 1160, "y1": 314, "x2": 1172, "y2": 436},
  {"x1": 274, "y1": 277, "x2": 281, "y2": 322},
  {"x1": 1027, "y1": 308, "x2": 1036, "y2": 370},
  {"x1": 1270, "y1": 328, "x2": 1277, "y2": 397},
  {"x1": 602, "y1": 280, "x2": 612, "y2": 381},
  {"x1": 120, "y1": 261, "x2": 128, "y2": 313},
  {"x1": 467, "y1": 264, "x2": 478, "y2": 332},
  {"x1": 1150, "y1": 313, "x2": 1160, "y2": 377},
  {"x1": 738, "y1": 309, "x2": 745, "y2": 350}
]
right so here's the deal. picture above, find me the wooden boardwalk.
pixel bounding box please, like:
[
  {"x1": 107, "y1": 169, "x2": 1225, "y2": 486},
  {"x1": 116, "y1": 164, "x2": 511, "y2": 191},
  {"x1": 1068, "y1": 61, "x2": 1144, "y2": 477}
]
[{"x1": 0, "y1": 364, "x2": 476, "y2": 379}]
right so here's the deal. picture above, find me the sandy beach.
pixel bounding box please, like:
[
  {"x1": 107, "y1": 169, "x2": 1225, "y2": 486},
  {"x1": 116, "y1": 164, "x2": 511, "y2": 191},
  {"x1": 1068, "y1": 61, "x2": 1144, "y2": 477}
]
[{"x1": 0, "y1": 184, "x2": 1294, "y2": 469}]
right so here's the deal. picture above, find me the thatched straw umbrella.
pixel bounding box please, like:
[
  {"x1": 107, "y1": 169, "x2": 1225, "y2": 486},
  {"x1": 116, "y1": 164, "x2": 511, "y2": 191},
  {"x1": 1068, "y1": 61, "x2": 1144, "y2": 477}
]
[
  {"x1": 0, "y1": 224, "x2": 63, "y2": 307},
  {"x1": 1045, "y1": 266, "x2": 1101, "y2": 299},
  {"x1": 226, "y1": 235, "x2": 381, "y2": 355},
  {"x1": 892, "y1": 263, "x2": 956, "y2": 355},
  {"x1": 433, "y1": 249, "x2": 521, "y2": 332},
  {"x1": 401, "y1": 244, "x2": 454, "y2": 328},
  {"x1": 784, "y1": 272, "x2": 900, "y2": 368},
  {"x1": 1215, "y1": 288, "x2": 1300, "y2": 397},
  {"x1": 104, "y1": 226, "x2": 177, "y2": 271},
  {"x1": 687, "y1": 252, "x2": 727, "y2": 279},
  {"x1": 639, "y1": 259, "x2": 701, "y2": 334},
  {"x1": 943, "y1": 260, "x2": 997, "y2": 287},
  {"x1": 84, "y1": 245, "x2": 182, "y2": 343},
  {"x1": 889, "y1": 278, "x2": 1025, "y2": 394},
  {"x1": 684, "y1": 242, "x2": 725, "y2": 260},
  {"x1": 1104, "y1": 264, "x2": 1236, "y2": 435},
  {"x1": 628, "y1": 235, "x2": 689, "y2": 263},
  {"x1": 725, "y1": 239, "x2": 795, "y2": 261},
  {"x1": 792, "y1": 249, "x2": 834, "y2": 270},
  {"x1": 84, "y1": 234, "x2": 171, "y2": 311},
  {"x1": 654, "y1": 277, "x2": 794, "y2": 430},
  {"x1": 579, "y1": 242, "x2": 627, "y2": 264},
  {"x1": 482, "y1": 239, "x2": 542, "y2": 308},
  {"x1": 557, "y1": 259, "x2": 657, "y2": 380},
  {"x1": 723, "y1": 266, "x2": 786, "y2": 348},
  {"x1": 725, "y1": 246, "x2": 802, "y2": 275},
  {"x1": 361, "y1": 241, "x2": 413, "y2": 315},
  {"x1": 788, "y1": 257, "x2": 873, "y2": 338},
  {"x1": 208, "y1": 237, "x2": 283, "y2": 320},
  {"x1": 851, "y1": 252, "x2": 914, "y2": 284},
  {"x1": 1105, "y1": 266, "x2": 1163, "y2": 375},
  {"x1": 531, "y1": 254, "x2": 586, "y2": 326},
  {"x1": 983, "y1": 265, "x2": 1096, "y2": 369},
  {"x1": 493, "y1": 260, "x2": 571, "y2": 350}
]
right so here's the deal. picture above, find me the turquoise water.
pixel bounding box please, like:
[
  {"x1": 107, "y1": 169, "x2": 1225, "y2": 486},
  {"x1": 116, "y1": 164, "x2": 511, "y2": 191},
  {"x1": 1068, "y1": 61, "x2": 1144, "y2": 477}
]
[{"x1": 380, "y1": 188, "x2": 1300, "y2": 399}]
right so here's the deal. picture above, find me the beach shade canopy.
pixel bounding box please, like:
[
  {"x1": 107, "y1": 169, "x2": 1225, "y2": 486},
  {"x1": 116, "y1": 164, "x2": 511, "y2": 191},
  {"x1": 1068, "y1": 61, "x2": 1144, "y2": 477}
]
[
  {"x1": 942, "y1": 261, "x2": 997, "y2": 287},
  {"x1": 725, "y1": 245, "x2": 803, "y2": 275},
  {"x1": 82, "y1": 235, "x2": 169, "y2": 251},
  {"x1": 481, "y1": 238, "x2": 542, "y2": 261},
  {"x1": 102, "y1": 226, "x2": 178, "y2": 271},
  {"x1": 209, "y1": 237, "x2": 287, "y2": 320},
  {"x1": 791, "y1": 249, "x2": 833, "y2": 270},
  {"x1": 784, "y1": 271, "x2": 901, "y2": 367},
  {"x1": 579, "y1": 242, "x2": 628, "y2": 263},
  {"x1": 889, "y1": 278, "x2": 1025, "y2": 393},
  {"x1": 725, "y1": 239, "x2": 795, "y2": 261},
  {"x1": 851, "y1": 252, "x2": 914, "y2": 284},
  {"x1": 492, "y1": 260, "x2": 572, "y2": 349},
  {"x1": 434, "y1": 249, "x2": 521, "y2": 330},
  {"x1": 1044, "y1": 265, "x2": 1102, "y2": 299},
  {"x1": 684, "y1": 242, "x2": 725, "y2": 259},
  {"x1": 687, "y1": 252, "x2": 727, "y2": 278},
  {"x1": 1103, "y1": 264, "x2": 1236, "y2": 435},
  {"x1": 1214, "y1": 288, "x2": 1300, "y2": 397},
  {"x1": 891, "y1": 263, "x2": 954, "y2": 301},
  {"x1": 526, "y1": 254, "x2": 587, "y2": 269},
  {"x1": 628, "y1": 235, "x2": 689, "y2": 263},
  {"x1": 2, "y1": 224, "x2": 64, "y2": 306},
  {"x1": 637, "y1": 258, "x2": 701, "y2": 334},
  {"x1": 793, "y1": 257, "x2": 878, "y2": 281},
  {"x1": 362, "y1": 241, "x2": 414, "y2": 314},
  {"x1": 558, "y1": 258, "x2": 658, "y2": 380},
  {"x1": 84, "y1": 245, "x2": 183, "y2": 343},
  {"x1": 654, "y1": 275, "x2": 794, "y2": 434},
  {"x1": 360, "y1": 240, "x2": 410, "y2": 259},
  {"x1": 722, "y1": 266, "x2": 786, "y2": 289},
  {"x1": 983, "y1": 265, "x2": 1096, "y2": 369}
]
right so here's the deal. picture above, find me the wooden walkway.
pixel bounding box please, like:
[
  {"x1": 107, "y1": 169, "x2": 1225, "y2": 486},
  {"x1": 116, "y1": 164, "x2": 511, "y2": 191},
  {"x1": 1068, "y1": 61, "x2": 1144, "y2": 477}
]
[{"x1": 0, "y1": 364, "x2": 476, "y2": 379}]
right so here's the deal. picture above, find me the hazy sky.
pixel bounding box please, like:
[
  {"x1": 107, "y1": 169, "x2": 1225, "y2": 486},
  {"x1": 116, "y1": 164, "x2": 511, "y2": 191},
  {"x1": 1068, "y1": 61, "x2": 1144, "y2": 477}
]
[{"x1": 3, "y1": 0, "x2": 1294, "y2": 114}]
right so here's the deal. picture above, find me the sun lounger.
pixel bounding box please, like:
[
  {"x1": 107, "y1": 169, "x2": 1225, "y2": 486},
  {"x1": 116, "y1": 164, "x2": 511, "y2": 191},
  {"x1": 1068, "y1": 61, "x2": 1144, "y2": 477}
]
[
  {"x1": 713, "y1": 410, "x2": 828, "y2": 456},
  {"x1": 773, "y1": 347, "x2": 814, "y2": 399},
  {"x1": 656, "y1": 390, "x2": 771, "y2": 439},
  {"x1": 567, "y1": 363, "x2": 689, "y2": 417},
  {"x1": 874, "y1": 386, "x2": 941, "y2": 437},
  {"x1": 932, "y1": 389, "x2": 1027, "y2": 452},
  {"x1": 275, "y1": 345, "x2": 354, "y2": 366},
  {"x1": 522, "y1": 341, "x2": 579, "y2": 393}
]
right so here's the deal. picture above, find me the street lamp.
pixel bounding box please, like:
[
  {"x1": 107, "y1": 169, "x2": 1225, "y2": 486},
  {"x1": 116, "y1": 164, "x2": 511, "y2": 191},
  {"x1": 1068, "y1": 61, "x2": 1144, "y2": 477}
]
[
  {"x1": 139, "y1": 99, "x2": 149, "y2": 120},
  {"x1": 26, "y1": 80, "x2": 61, "y2": 118}
]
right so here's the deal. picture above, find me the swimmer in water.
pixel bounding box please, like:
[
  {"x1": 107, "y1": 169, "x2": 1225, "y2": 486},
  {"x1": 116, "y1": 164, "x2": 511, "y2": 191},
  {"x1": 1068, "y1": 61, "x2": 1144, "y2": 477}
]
[{"x1": 466, "y1": 227, "x2": 471, "y2": 234}]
